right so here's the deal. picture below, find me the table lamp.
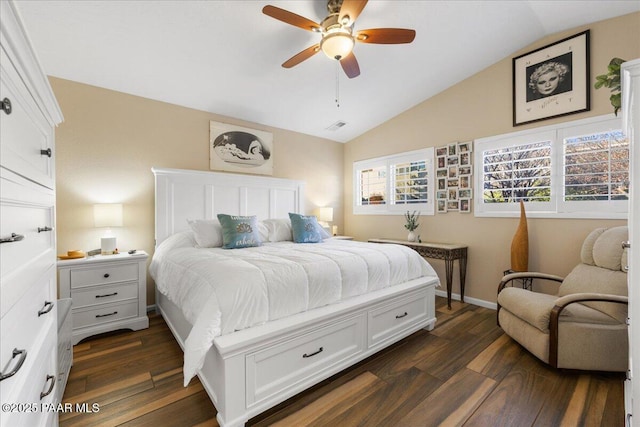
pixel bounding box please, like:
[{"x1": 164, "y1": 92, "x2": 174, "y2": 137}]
[
  {"x1": 318, "y1": 207, "x2": 333, "y2": 234},
  {"x1": 94, "y1": 203, "x2": 123, "y2": 255}
]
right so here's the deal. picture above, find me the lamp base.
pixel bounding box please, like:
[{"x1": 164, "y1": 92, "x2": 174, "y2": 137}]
[{"x1": 101, "y1": 237, "x2": 117, "y2": 255}]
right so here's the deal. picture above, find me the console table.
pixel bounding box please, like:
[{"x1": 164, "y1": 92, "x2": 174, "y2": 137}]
[{"x1": 369, "y1": 239, "x2": 468, "y2": 309}]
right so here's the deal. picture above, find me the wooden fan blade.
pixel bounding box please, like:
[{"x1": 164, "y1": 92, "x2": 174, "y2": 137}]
[
  {"x1": 355, "y1": 28, "x2": 416, "y2": 44},
  {"x1": 340, "y1": 52, "x2": 360, "y2": 79},
  {"x1": 282, "y1": 44, "x2": 321, "y2": 68},
  {"x1": 339, "y1": 0, "x2": 368, "y2": 26},
  {"x1": 262, "y1": 5, "x2": 320, "y2": 32}
]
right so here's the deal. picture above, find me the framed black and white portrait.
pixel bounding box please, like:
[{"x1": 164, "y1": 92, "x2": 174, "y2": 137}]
[
  {"x1": 210, "y1": 121, "x2": 273, "y2": 175},
  {"x1": 513, "y1": 30, "x2": 590, "y2": 126}
]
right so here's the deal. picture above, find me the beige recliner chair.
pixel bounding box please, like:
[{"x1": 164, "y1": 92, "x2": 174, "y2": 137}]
[{"x1": 497, "y1": 226, "x2": 628, "y2": 371}]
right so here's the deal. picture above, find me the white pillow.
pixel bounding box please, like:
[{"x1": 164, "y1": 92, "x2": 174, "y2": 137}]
[
  {"x1": 187, "y1": 219, "x2": 223, "y2": 248},
  {"x1": 262, "y1": 218, "x2": 293, "y2": 242},
  {"x1": 257, "y1": 221, "x2": 269, "y2": 242}
]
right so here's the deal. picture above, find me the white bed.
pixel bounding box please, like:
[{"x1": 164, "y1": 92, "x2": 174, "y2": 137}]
[{"x1": 151, "y1": 167, "x2": 439, "y2": 427}]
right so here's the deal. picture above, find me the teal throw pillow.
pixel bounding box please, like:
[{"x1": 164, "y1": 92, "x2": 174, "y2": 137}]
[
  {"x1": 288, "y1": 213, "x2": 323, "y2": 243},
  {"x1": 217, "y1": 214, "x2": 262, "y2": 249}
]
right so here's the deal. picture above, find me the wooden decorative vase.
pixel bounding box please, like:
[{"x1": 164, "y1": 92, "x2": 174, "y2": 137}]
[{"x1": 510, "y1": 201, "x2": 529, "y2": 272}]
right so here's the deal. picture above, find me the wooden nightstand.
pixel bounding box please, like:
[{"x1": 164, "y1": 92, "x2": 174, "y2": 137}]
[{"x1": 58, "y1": 251, "x2": 149, "y2": 344}]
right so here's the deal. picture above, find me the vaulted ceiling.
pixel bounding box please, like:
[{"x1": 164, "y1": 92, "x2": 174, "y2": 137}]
[{"x1": 14, "y1": 1, "x2": 640, "y2": 142}]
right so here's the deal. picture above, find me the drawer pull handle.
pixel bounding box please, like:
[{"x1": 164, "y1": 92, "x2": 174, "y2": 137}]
[
  {"x1": 0, "y1": 349, "x2": 27, "y2": 381},
  {"x1": 96, "y1": 292, "x2": 118, "y2": 298},
  {"x1": 96, "y1": 311, "x2": 118, "y2": 318},
  {"x1": 0, "y1": 233, "x2": 24, "y2": 244},
  {"x1": 38, "y1": 301, "x2": 54, "y2": 317},
  {"x1": 40, "y1": 148, "x2": 52, "y2": 158},
  {"x1": 395, "y1": 311, "x2": 408, "y2": 319},
  {"x1": 103, "y1": 273, "x2": 110, "y2": 278},
  {"x1": 37, "y1": 226, "x2": 53, "y2": 233},
  {"x1": 1, "y1": 97, "x2": 11, "y2": 115},
  {"x1": 40, "y1": 374, "x2": 56, "y2": 399},
  {"x1": 302, "y1": 347, "x2": 323, "y2": 358}
]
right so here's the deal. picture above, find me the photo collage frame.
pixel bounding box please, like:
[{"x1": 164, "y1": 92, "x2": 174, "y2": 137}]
[{"x1": 436, "y1": 141, "x2": 473, "y2": 213}]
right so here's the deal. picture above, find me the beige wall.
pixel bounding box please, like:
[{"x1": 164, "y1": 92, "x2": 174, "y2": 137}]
[
  {"x1": 53, "y1": 12, "x2": 639, "y2": 307},
  {"x1": 344, "y1": 12, "x2": 640, "y2": 304},
  {"x1": 51, "y1": 78, "x2": 344, "y2": 304}
]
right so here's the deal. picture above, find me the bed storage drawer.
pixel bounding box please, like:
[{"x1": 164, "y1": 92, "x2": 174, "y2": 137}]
[
  {"x1": 368, "y1": 289, "x2": 430, "y2": 348},
  {"x1": 246, "y1": 314, "x2": 366, "y2": 407}
]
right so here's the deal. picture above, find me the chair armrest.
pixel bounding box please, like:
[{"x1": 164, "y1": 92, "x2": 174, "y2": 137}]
[
  {"x1": 498, "y1": 272, "x2": 564, "y2": 294},
  {"x1": 553, "y1": 293, "x2": 628, "y2": 310},
  {"x1": 496, "y1": 272, "x2": 565, "y2": 327},
  {"x1": 548, "y1": 293, "x2": 628, "y2": 368}
]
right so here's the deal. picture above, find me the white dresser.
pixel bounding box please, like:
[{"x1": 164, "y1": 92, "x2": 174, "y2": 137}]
[
  {"x1": 58, "y1": 251, "x2": 149, "y2": 344},
  {"x1": 0, "y1": 1, "x2": 64, "y2": 426}
]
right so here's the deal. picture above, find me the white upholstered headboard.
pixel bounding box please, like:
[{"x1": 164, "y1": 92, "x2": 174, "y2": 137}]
[{"x1": 152, "y1": 167, "x2": 305, "y2": 246}]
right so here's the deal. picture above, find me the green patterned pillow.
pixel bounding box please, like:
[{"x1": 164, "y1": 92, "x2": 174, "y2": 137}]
[
  {"x1": 216, "y1": 214, "x2": 262, "y2": 249},
  {"x1": 288, "y1": 213, "x2": 323, "y2": 243}
]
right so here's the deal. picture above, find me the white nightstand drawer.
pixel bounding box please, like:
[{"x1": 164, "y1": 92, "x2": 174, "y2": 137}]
[
  {"x1": 368, "y1": 291, "x2": 429, "y2": 348},
  {"x1": 70, "y1": 262, "x2": 138, "y2": 288},
  {"x1": 72, "y1": 281, "x2": 138, "y2": 308},
  {"x1": 246, "y1": 314, "x2": 366, "y2": 407},
  {"x1": 72, "y1": 300, "x2": 139, "y2": 329}
]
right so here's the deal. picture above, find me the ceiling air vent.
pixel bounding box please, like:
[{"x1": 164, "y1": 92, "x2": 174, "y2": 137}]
[{"x1": 326, "y1": 121, "x2": 347, "y2": 131}]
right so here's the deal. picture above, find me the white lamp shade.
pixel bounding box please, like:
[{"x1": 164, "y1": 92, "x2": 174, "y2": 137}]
[
  {"x1": 318, "y1": 207, "x2": 334, "y2": 222},
  {"x1": 94, "y1": 204, "x2": 123, "y2": 228}
]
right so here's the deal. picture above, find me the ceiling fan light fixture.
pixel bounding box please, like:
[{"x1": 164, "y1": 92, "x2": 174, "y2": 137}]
[{"x1": 320, "y1": 29, "x2": 354, "y2": 60}]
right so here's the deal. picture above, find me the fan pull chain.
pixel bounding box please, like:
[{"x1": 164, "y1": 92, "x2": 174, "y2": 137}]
[{"x1": 335, "y1": 60, "x2": 340, "y2": 108}]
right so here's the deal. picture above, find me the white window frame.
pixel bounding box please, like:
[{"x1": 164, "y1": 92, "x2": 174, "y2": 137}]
[
  {"x1": 353, "y1": 148, "x2": 435, "y2": 215},
  {"x1": 474, "y1": 114, "x2": 627, "y2": 219}
]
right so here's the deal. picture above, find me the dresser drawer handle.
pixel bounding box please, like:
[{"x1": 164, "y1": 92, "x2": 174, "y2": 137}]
[
  {"x1": 302, "y1": 347, "x2": 323, "y2": 358},
  {"x1": 395, "y1": 311, "x2": 408, "y2": 319},
  {"x1": 38, "y1": 301, "x2": 54, "y2": 317},
  {"x1": 37, "y1": 226, "x2": 53, "y2": 233},
  {"x1": 40, "y1": 148, "x2": 52, "y2": 158},
  {"x1": 40, "y1": 374, "x2": 56, "y2": 399},
  {"x1": 103, "y1": 273, "x2": 110, "y2": 278},
  {"x1": 0, "y1": 349, "x2": 27, "y2": 381},
  {"x1": 1, "y1": 97, "x2": 11, "y2": 115},
  {"x1": 96, "y1": 292, "x2": 118, "y2": 298},
  {"x1": 0, "y1": 233, "x2": 24, "y2": 244},
  {"x1": 96, "y1": 311, "x2": 118, "y2": 318}
]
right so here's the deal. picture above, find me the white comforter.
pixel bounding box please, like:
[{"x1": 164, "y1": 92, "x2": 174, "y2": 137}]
[{"x1": 149, "y1": 232, "x2": 439, "y2": 385}]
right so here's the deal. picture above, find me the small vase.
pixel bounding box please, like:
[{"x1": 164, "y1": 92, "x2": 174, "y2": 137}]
[{"x1": 407, "y1": 231, "x2": 416, "y2": 242}]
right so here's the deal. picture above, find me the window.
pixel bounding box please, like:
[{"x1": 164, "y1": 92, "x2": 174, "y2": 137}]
[
  {"x1": 354, "y1": 148, "x2": 434, "y2": 215},
  {"x1": 360, "y1": 166, "x2": 387, "y2": 205},
  {"x1": 475, "y1": 115, "x2": 627, "y2": 218}
]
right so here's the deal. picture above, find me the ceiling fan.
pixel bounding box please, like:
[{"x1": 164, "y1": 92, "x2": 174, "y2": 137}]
[{"x1": 262, "y1": 0, "x2": 416, "y2": 79}]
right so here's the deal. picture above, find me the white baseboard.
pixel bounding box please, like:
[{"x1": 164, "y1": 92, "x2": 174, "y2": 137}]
[
  {"x1": 435, "y1": 290, "x2": 497, "y2": 310},
  {"x1": 147, "y1": 304, "x2": 157, "y2": 313}
]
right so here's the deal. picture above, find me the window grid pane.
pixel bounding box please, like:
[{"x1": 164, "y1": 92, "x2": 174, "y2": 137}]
[
  {"x1": 359, "y1": 167, "x2": 386, "y2": 205},
  {"x1": 392, "y1": 160, "x2": 428, "y2": 205},
  {"x1": 563, "y1": 130, "x2": 629, "y2": 201},
  {"x1": 482, "y1": 141, "x2": 552, "y2": 203}
]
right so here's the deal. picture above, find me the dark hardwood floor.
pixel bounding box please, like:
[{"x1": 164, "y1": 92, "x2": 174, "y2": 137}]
[{"x1": 60, "y1": 297, "x2": 625, "y2": 426}]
